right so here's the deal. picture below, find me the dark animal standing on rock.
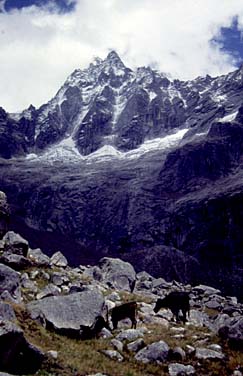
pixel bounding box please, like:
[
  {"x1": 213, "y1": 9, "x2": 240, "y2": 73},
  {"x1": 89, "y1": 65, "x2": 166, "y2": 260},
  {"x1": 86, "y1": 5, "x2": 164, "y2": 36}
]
[
  {"x1": 111, "y1": 301, "x2": 137, "y2": 330},
  {"x1": 80, "y1": 315, "x2": 111, "y2": 339},
  {"x1": 154, "y1": 291, "x2": 190, "y2": 324}
]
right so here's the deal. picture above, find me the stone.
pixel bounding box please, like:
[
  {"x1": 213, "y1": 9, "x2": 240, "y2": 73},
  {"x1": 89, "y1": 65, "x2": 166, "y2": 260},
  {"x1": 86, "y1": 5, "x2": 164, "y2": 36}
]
[
  {"x1": 110, "y1": 338, "x2": 123, "y2": 352},
  {"x1": 0, "y1": 191, "x2": 10, "y2": 238},
  {"x1": 27, "y1": 290, "x2": 105, "y2": 337},
  {"x1": 222, "y1": 316, "x2": 243, "y2": 349},
  {"x1": 185, "y1": 345, "x2": 195, "y2": 356},
  {"x1": 150, "y1": 316, "x2": 170, "y2": 327},
  {"x1": 0, "y1": 263, "x2": 21, "y2": 303},
  {"x1": 99, "y1": 327, "x2": 113, "y2": 339},
  {"x1": 195, "y1": 347, "x2": 224, "y2": 360},
  {"x1": 189, "y1": 309, "x2": 212, "y2": 329},
  {"x1": 101, "y1": 350, "x2": 123, "y2": 362},
  {"x1": 98, "y1": 257, "x2": 136, "y2": 292},
  {"x1": 116, "y1": 328, "x2": 145, "y2": 342},
  {"x1": 2, "y1": 231, "x2": 28, "y2": 257},
  {"x1": 135, "y1": 340, "x2": 169, "y2": 364},
  {"x1": 28, "y1": 248, "x2": 50, "y2": 266},
  {"x1": 50, "y1": 251, "x2": 68, "y2": 267},
  {"x1": 168, "y1": 363, "x2": 196, "y2": 376},
  {"x1": 127, "y1": 338, "x2": 145, "y2": 352},
  {"x1": 36, "y1": 283, "x2": 61, "y2": 300},
  {"x1": 47, "y1": 350, "x2": 58, "y2": 359},
  {"x1": 0, "y1": 320, "x2": 44, "y2": 374},
  {"x1": 0, "y1": 252, "x2": 32, "y2": 271},
  {"x1": 136, "y1": 271, "x2": 154, "y2": 282},
  {"x1": 106, "y1": 291, "x2": 121, "y2": 302},
  {"x1": 168, "y1": 346, "x2": 186, "y2": 361},
  {"x1": 21, "y1": 274, "x2": 38, "y2": 292},
  {"x1": 207, "y1": 344, "x2": 222, "y2": 352},
  {"x1": 233, "y1": 371, "x2": 243, "y2": 376},
  {"x1": 192, "y1": 284, "x2": 221, "y2": 296},
  {"x1": 0, "y1": 301, "x2": 16, "y2": 321},
  {"x1": 152, "y1": 277, "x2": 171, "y2": 290},
  {"x1": 136, "y1": 273, "x2": 153, "y2": 290},
  {"x1": 51, "y1": 272, "x2": 69, "y2": 286},
  {"x1": 213, "y1": 313, "x2": 232, "y2": 332},
  {"x1": 205, "y1": 298, "x2": 222, "y2": 310},
  {"x1": 0, "y1": 291, "x2": 16, "y2": 304}
]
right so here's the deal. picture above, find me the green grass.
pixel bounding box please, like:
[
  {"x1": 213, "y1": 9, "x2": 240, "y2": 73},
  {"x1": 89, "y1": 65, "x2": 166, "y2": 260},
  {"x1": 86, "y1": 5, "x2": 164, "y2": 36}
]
[{"x1": 13, "y1": 302, "x2": 243, "y2": 376}]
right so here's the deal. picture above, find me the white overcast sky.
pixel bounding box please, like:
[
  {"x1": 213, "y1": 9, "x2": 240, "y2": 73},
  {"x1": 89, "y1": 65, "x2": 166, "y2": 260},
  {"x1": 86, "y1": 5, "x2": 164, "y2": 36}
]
[{"x1": 1, "y1": 0, "x2": 243, "y2": 112}]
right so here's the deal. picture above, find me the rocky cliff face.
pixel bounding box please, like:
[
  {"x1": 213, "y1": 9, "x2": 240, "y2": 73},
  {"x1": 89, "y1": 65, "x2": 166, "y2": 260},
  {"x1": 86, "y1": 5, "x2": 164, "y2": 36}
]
[
  {"x1": 1, "y1": 52, "x2": 243, "y2": 299},
  {"x1": 3, "y1": 50, "x2": 243, "y2": 159}
]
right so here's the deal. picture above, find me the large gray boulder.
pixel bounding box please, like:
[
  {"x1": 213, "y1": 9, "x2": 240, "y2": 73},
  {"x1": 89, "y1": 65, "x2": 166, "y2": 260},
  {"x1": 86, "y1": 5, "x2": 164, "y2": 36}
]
[
  {"x1": 0, "y1": 301, "x2": 16, "y2": 321},
  {"x1": 50, "y1": 251, "x2": 68, "y2": 268},
  {"x1": 195, "y1": 347, "x2": 224, "y2": 360},
  {"x1": 0, "y1": 263, "x2": 21, "y2": 302},
  {"x1": 168, "y1": 363, "x2": 196, "y2": 376},
  {"x1": 0, "y1": 252, "x2": 32, "y2": 271},
  {"x1": 28, "y1": 248, "x2": 50, "y2": 267},
  {"x1": 2, "y1": 231, "x2": 28, "y2": 257},
  {"x1": 0, "y1": 321, "x2": 44, "y2": 374},
  {"x1": 218, "y1": 316, "x2": 243, "y2": 350},
  {"x1": 98, "y1": 257, "x2": 136, "y2": 292},
  {"x1": 135, "y1": 340, "x2": 169, "y2": 364},
  {"x1": 0, "y1": 191, "x2": 9, "y2": 238},
  {"x1": 27, "y1": 290, "x2": 105, "y2": 338},
  {"x1": 116, "y1": 328, "x2": 145, "y2": 342}
]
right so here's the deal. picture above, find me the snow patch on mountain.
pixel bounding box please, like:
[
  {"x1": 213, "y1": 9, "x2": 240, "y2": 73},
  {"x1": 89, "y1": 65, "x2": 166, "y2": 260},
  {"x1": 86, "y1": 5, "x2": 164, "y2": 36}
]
[
  {"x1": 149, "y1": 91, "x2": 157, "y2": 101},
  {"x1": 124, "y1": 129, "x2": 188, "y2": 159},
  {"x1": 220, "y1": 111, "x2": 238, "y2": 123},
  {"x1": 26, "y1": 128, "x2": 188, "y2": 164}
]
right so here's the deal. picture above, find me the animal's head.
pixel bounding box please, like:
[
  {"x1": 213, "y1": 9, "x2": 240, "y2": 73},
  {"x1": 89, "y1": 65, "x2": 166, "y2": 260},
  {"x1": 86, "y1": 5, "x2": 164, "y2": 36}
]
[
  {"x1": 153, "y1": 298, "x2": 166, "y2": 313},
  {"x1": 94, "y1": 315, "x2": 111, "y2": 331}
]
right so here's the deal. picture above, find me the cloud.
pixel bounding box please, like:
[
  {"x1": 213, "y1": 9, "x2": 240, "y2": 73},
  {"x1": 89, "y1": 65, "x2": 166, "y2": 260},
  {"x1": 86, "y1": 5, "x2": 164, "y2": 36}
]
[{"x1": 1, "y1": 0, "x2": 243, "y2": 112}]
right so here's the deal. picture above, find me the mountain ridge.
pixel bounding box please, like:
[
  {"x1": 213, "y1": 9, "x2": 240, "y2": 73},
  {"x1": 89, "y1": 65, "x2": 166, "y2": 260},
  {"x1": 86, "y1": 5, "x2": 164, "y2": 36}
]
[
  {"x1": 1, "y1": 52, "x2": 243, "y2": 299},
  {"x1": 1, "y1": 50, "x2": 243, "y2": 160}
]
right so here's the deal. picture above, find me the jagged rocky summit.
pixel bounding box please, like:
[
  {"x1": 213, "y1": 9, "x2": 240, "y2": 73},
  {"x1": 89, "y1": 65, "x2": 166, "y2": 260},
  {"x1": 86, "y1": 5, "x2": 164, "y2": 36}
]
[
  {"x1": 2, "y1": 49, "x2": 243, "y2": 160},
  {"x1": 1, "y1": 52, "x2": 243, "y2": 299},
  {"x1": 0, "y1": 227, "x2": 243, "y2": 375}
]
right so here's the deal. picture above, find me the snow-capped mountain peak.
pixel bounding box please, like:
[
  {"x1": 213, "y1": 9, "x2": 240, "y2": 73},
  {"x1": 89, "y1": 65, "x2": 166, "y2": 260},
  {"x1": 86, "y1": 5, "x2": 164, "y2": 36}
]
[{"x1": 4, "y1": 53, "x2": 243, "y2": 163}]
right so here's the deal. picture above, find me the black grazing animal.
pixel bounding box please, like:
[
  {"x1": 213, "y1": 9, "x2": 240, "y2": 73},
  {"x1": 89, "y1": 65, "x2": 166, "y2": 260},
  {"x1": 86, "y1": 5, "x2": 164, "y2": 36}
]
[
  {"x1": 111, "y1": 301, "x2": 137, "y2": 330},
  {"x1": 80, "y1": 315, "x2": 110, "y2": 339},
  {"x1": 154, "y1": 291, "x2": 190, "y2": 324}
]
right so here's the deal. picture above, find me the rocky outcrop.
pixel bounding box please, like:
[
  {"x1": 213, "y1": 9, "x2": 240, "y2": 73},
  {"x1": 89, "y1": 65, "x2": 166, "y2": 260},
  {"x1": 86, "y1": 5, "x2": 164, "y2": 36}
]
[
  {"x1": 27, "y1": 289, "x2": 105, "y2": 338},
  {"x1": 0, "y1": 229, "x2": 242, "y2": 375},
  {"x1": 2, "y1": 231, "x2": 29, "y2": 256},
  {"x1": 0, "y1": 321, "x2": 44, "y2": 375},
  {"x1": 135, "y1": 341, "x2": 169, "y2": 364},
  {"x1": 1, "y1": 51, "x2": 243, "y2": 158},
  {"x1": 96, "y1": 257, "x2": 136, "y2": 292},
  {"x1": 0, "y1": 192, "x2": 9, "y2": 238},
  {"x1": 2, "y1": 53, "x2": 243, "y2": 302},
  {"x1": 0, "y1": 264, "x2": 21, "y2": 303},
  {"x1": 0, "y1": 107, "x2": 33, "y2": 159},
  {"x1": 218, "y1": 316, "x2": 243, "y2": 350}
]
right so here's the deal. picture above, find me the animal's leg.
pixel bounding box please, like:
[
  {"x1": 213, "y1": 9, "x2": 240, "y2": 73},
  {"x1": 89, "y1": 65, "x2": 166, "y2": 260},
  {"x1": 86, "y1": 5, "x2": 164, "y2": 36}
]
[
  {"x1": 112, "y1": 320, "x2": 118, "y2": 330},
  {"x1": 175, "y1": 309, "x2": 180, "y2": 322},
  {"x1": 132, "y1": 317, "x2": 137, "y2": 329},
  {"x1": 182, "y1": 309, "x2": 187, "y2": 324}
]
